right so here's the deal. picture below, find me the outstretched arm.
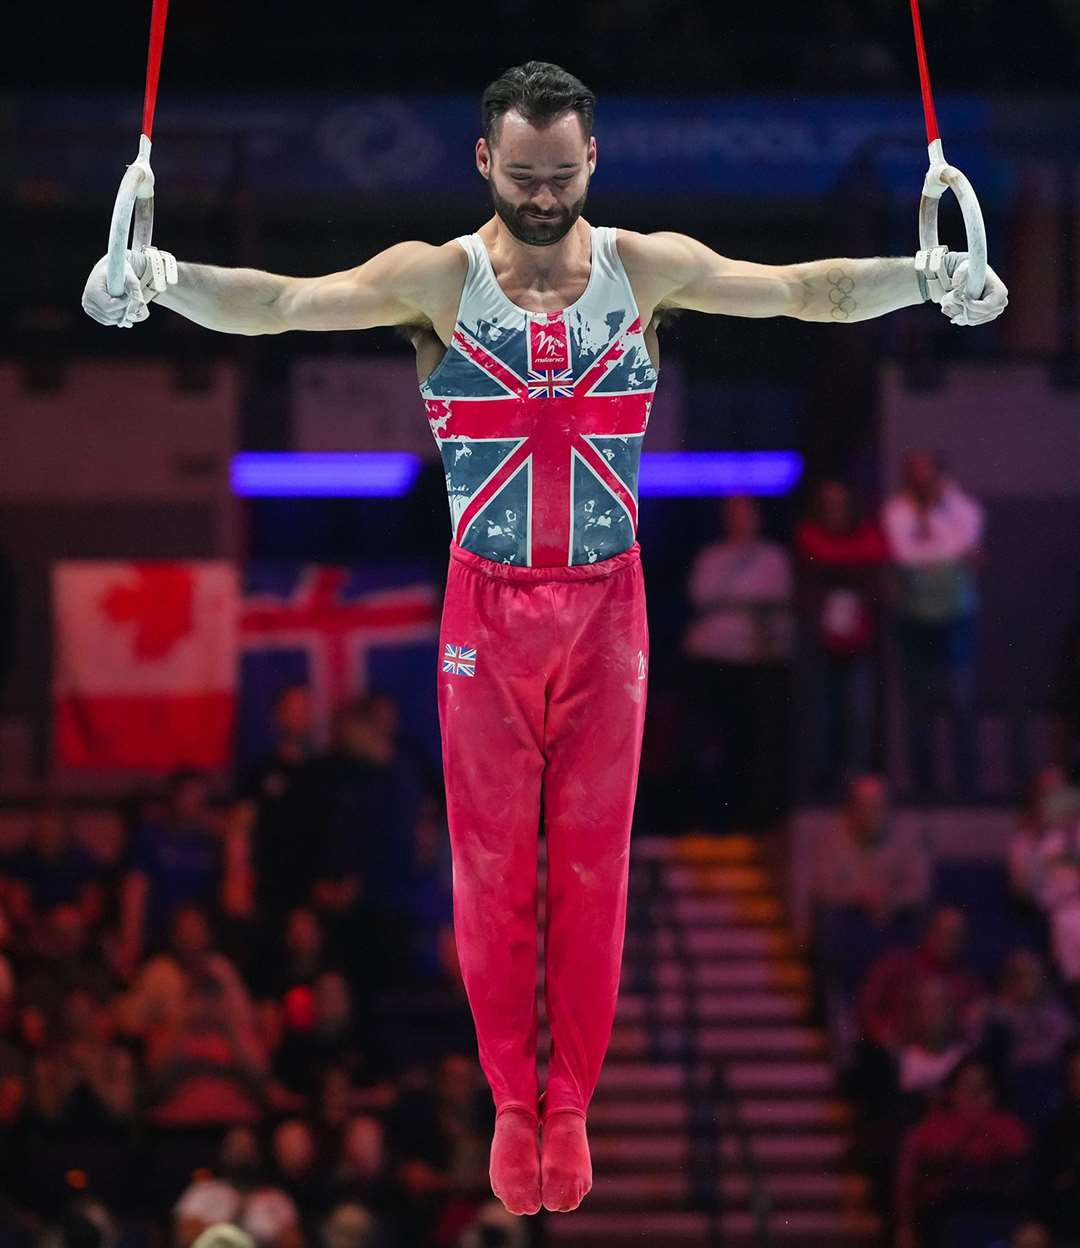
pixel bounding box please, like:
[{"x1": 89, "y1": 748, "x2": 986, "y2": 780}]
[
  {"x1": 83, "y1": 240, "x2": 465, "y2": 335},
  {"x1": 619, "y1": 230, "x2": 1007, "y2": 326}
]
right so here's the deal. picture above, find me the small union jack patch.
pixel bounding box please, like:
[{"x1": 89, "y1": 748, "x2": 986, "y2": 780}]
[
  {"x1": 443, "y1": 643, "x2": 477, "y2": 676},
  {"x1": 527, "y1": 369, "x2": 575, "y2": 400}
]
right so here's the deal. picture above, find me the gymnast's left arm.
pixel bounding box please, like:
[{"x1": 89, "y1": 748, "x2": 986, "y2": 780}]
[{"x1": 620, "y1": 230, "x2": 1007, "y2": 327}]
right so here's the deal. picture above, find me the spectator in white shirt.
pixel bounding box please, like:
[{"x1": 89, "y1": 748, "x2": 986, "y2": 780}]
[
  {"x1": 681, "y1": 495, "x2": 794, "y2": 829},
  {"x1": 882, "y1": 452, "x2": 985, "y2": 800}
]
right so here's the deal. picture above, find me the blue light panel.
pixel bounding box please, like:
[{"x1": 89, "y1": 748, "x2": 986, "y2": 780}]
[{"x1": 231, "y1": 451, "x2": 803, "y2": 498}]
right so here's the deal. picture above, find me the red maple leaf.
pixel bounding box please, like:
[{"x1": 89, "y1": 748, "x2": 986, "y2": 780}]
[{"x1": 99, "y1": 564, "x2": 197, "y2": 661}]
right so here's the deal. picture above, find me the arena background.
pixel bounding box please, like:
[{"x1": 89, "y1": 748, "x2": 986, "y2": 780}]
[{"x1": 2, "y1": 3, "x2": 1080, "y2": 1247}]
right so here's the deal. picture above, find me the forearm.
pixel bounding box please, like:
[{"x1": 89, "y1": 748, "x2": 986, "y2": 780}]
[
  {"x1": 152, "y1": 261, "x2": 292, "y2": 335},
  {"x1": 791, "y1": 256, "x2": 924, "y2": 324}
]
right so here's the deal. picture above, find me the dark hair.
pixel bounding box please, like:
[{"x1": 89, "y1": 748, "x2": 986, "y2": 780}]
[{"x1": 481, "y1": 61, "x2": 595, "y2": 144}]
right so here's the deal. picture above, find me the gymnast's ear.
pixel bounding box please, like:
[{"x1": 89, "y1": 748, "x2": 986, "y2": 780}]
[{"x1": 476, "y1": 137, "x2": 492, "y2": 181}]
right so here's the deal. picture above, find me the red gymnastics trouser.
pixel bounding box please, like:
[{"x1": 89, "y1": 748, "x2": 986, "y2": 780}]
[{"x1": 438, "y1": 540, "x2": 649, "y2": 1121}]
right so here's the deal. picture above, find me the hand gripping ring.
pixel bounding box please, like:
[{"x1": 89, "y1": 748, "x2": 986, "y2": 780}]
[
  {"x1": 918, "y1": 137, "x2": 988, "y2": 300},
  {"x1": 105, "y1": 133, "x2": 156, "y2": 298}
]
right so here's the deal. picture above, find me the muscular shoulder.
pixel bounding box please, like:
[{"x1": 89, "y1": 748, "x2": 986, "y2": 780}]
[
  {"x1": 615, "y1": 229, "x2": 717, "y2": 316},
  {"x1": 368, "y1": 239, "x2": 467, "y2": 306},
  {"x1": 365, "y1": 239, "x2": 467, "y2": 338}
]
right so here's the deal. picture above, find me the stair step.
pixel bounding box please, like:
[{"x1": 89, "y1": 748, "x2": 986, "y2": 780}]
[
  {"x1": 649, "y1": 959, "x2": 810, "y2": 991},
  {"x1": 607, "y1": 1024, "x2": 825, "y2": 1060},
  {"x1": 589, "y1": 1063, "x2": 687, "y2": 1097},
  {"x1": 589, "y1": 1132, "x2": 850, "y2": 1172},
  {"x1": 670, "y1": 895, "x2": 784, "y2": 926},
  {"x1": 627, "y1": 894, "x2": 783, "y2": 926},
  {"x1": 566, "y1": 1060, "x2": 839, "y2": 1102},
  {"x1": 722, "y1": 1210, "x2": 882, "y2": 1242},
  {"x1": 662, "y1": 864, "x2": 774, "y2": 895},
  {"x1": 611, "y1": 990, "x2": 809, "y2": 1024},
  {"x1": 726, "y1": 1061, "x2": 837, "y2": 1096},
  {"x1": 588, "y1": 1101, "x2": 689, "y2": 1130},
  {"x1": 544, "y1": 1209, "x2": 881, "y2": 1246},
  {"x1": 586, "y1": 1170, "x2": 869, "y2": 1210},
  {"x1": 624, "y1": 927, "x2": 793, "y2": 959},
  {"x1": 586, "y1": 1098, "x2": 850, "y2": 1135},
  {"x1": 550, "y1": 834, "x2": 762, "y2": 866},
  {"x1": 738, "y1": 1098, "x2": 851, "y2": 1131}
]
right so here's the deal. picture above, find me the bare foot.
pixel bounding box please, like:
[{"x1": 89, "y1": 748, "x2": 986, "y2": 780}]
[
  {"x1": 540, "y1": 1110, "x2": 592, "y2": 1212},
  {"x1": 489, "y1": 1107, "x2": 541, "y2": 1216}
]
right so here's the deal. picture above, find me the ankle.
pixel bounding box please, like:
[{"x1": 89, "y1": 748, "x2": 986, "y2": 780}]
[{"x1": 496, "y1": 1104, "x2": 539, "y2": 1125}]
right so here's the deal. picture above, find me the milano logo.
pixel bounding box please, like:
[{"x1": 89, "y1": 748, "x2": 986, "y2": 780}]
[{"x1": 529, "y1": 316, "x2": 570, "y2": 371}]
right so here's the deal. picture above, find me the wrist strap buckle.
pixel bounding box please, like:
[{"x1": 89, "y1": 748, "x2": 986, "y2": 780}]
[
  {"x1": 139, "y1": 247, "x2": 178, "y2": 299},
  {"x1": 914, "y1": 245, "x2": 951, "y2": 303}
]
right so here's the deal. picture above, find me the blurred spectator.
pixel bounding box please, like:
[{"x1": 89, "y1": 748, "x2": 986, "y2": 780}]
[
  {"x1": 1056, "y1": 605, "x2": 1080, "y2": 780},
  {"x1": 239, "y1": 1187, "x2": 302, "y2": 1248},
  {"x1": 882, "y1": 452, "x2": 984, "y2": 800},
  {"x1": 1009, "y1": 766, "x2": 1080, "y2": 907},
  {"x1": 227, "y1": 684, "x2": 317, "y2": 926},
  {"x1": 18, "y1": 904, "x2": 117, "y2": 1040},
  {"x1": 321, "y1": 1201, "x2": 378, "y2": 1248},
  {"x1": 16, "y1": 984, "x2": 136, "y2": 1216},
  {"x1": 219, "y1": 1125, "x2": 265, "y2": 1193},
  {"x1": 308, "y1": 695, "x2": 435, "y2": 995},
  {"x1": 453, "y1": 1201, "x2": 529, "y2": 1248},
  {"x1": 384, "y1": 1054, "x2": 491, "y2": 1244},
  {"x1": 895, "y1": 977, "x2": 971, "y2": 1107},
  {"x1": 1040, "y1": 857, "x2": 1080, "y2": 1002},
  {"x1": 0, "y1": 954, "x2": 25, "y2": 1146},
  {"x1": 119, "y1": 906, "x2": 258, "y2": 1050},
  {"x1": 814, "y1": 775, "x2": 931, "y2": 1067},
  {"x1": 796, "y1": 480, "x2": 888, "y2": 797},
  {"x1": 327, "y1": 1115, "x2": 393, "y2": 1214},
  {"x1": 118, "y1": 771, "x2": 226, "y2": 977},
  {"x1": 1037, "y1": 1046, "x2": 1080, "y2": 1244},
  {"x1": 858, "y1": 906, "x2": 984, "y2": 1054},
  {"x1": 133, "y1": 909, "x2": 266, "y2": 1127},
  {"x1": 848, "y1": 974, "x2": 972, "y2": 1213},
  {"x1": 47, "y1": 1198, "x2": 118, "y2": 1248},
  {"x1": 681, "y1": 495, "x2": 794, "y2": 828},
  {"x1": 373, "y1": 924, "x2": 476, "y2": 1068},
  {"x1": 816, "y1": 774, "x2": 931, "y2": 929},
  {"x1": 259, "y1": 908, "x2": 337, "y2": 1000},
  {"x1": 271, "y1": 1118, "x2": 329, "y2": 1223},
  {"x1": 984, "y1": 949, "x2": 1073, "y2": 1127},
  {"x1": 188, "y1": 1230, "x2": 254, "y2": 1248},
  {"x1": 174, "y1": 1178, "x2": 243, "y2": 1248},
  {"x1": 894, "y1": 1060, "x2": 1032, "y2": 1248},
  {"x1": 275, "y1": 971, "x2": 368, "y2": 1099},
  {"x1": 13, "y1": 803, "x2": 110, "y2": 926},
  {"x1": 401, "y1": 797, "x2": 453, "y2": 982}
]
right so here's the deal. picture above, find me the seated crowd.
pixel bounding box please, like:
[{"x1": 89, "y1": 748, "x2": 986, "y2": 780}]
[
  {"x1": 0, "y1": 689, "x2": 528, "y2": 1248},
  {"x1": 814, "y1": 768, "x2": 1080, "y2": 1248}
]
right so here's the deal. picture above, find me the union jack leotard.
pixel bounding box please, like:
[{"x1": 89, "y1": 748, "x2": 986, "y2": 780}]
[{"x1": 420, "y1": 226, "x2": 658, "y2": 567}]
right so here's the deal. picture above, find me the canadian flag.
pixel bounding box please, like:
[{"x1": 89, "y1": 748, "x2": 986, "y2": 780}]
[{"x1": 52, "y1": 562, "x2": 238, "y2": 771}]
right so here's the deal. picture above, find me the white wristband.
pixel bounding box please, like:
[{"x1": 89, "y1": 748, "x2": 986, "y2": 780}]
[{"x1": 139, "y1": 247, "x2": 179, "y2": 302}]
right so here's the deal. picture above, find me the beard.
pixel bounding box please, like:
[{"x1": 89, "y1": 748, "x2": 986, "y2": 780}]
[{"x1": 490, "y1": 182, "x2": 588, "y2": 247}]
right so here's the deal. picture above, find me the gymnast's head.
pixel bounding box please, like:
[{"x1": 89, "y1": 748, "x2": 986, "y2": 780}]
[{"x1": 478, "y1": 61, "x2": 597, "y2": 247}]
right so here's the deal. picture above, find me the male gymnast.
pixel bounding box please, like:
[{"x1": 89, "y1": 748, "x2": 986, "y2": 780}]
[{"x1": 83, "y1": 61, "x2": 1007, "y2": 1217}]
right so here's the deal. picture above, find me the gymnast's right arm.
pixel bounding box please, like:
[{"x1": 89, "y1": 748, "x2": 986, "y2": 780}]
[{"x1": 81, "y1": 240, "x2": 460, "y2": 334}]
